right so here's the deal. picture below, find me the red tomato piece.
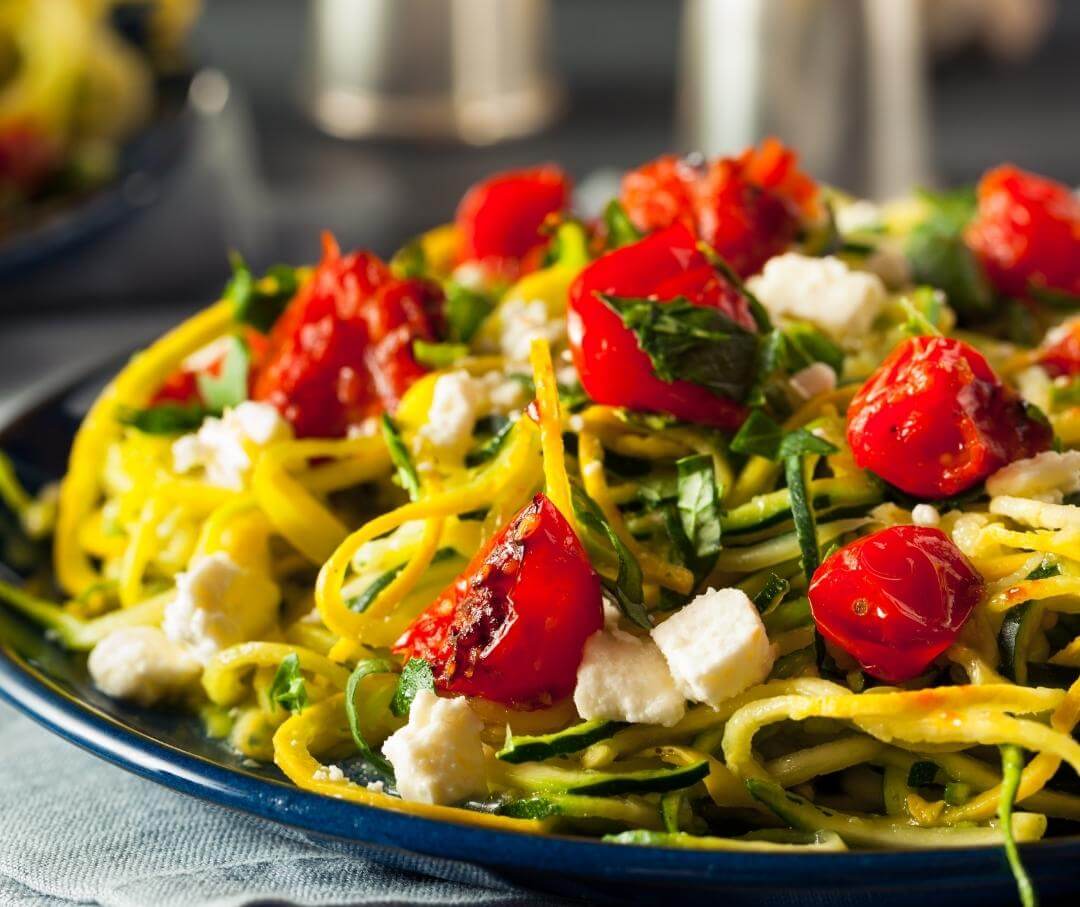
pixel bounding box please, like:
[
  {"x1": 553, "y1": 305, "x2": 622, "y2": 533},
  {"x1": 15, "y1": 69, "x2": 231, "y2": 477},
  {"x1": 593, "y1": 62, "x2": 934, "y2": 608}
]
[
  {"x1": 809, "y1": 525, "x2": 984, "y2": 683},
  {"x1": 966, "y1": 165, "x2": 1080, "y2": 298},
  {"x1": 394, "y1": 493, "x2": 603, "y2": 707},
  {"x1": 0, "y1": 119, "x2": 58, "y2": 197},
  {"x1": 567, "y1": 222, "x2": 756, "y2": 430},
  {"x1": 455, "y1": 165, "x2": 571, "y2": 271},
  {"x1": 618, "y1": 139, "x2": 819, "y2": 277},
  {"x1": 251, "y1": 234, "x2": 440, "y2": 437},
  {"x1": 150, "y1": 369, "x2": 200, "y2": 406},
  {"x1": 1038, "y1": 318, "x2": 1080, "y2": 378},
  {"x1": 847, "y1": 336, "x2": 1051, "y2": 499}
]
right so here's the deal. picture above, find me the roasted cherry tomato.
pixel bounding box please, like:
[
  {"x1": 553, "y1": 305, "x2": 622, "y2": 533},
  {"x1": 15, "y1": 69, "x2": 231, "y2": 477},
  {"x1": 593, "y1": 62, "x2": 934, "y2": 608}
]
[
  {"x1": 809, "y1": 525, "x2": 984, "y2": 683},
  {"x1": 455, "y1": 165, "x2": 571, "y2": 272},
  {"x1": 847, "y1": 336, "x2": 1051, "y2": 499},
  {"x1": 1038, "y1": 318, "x2": 1080, "y2": 378},
  {"x1": 619, "y1": 138, "x2": 818, "y2": 277},
  {"x1": 251, "y1": 235, "x2": 441, "y2": 437},
  {"x1": 395, "y1": 493, "x2": 603, "y2": 706},
  {"x1": 0, "y1": 120, "x2": 57, "y2": 197},
  {"x1": 965, "y1": 165, "x2": 1080, "y2": 299},
  {"x1": 567, "y1": 222, "x2": 756, "y2": 430}
]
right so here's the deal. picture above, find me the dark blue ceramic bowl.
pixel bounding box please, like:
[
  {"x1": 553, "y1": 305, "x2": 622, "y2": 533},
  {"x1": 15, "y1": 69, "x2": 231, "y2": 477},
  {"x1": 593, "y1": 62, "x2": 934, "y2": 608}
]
[{"x1": 1, "y1": 362, "x2": 1077, "y2": 906}]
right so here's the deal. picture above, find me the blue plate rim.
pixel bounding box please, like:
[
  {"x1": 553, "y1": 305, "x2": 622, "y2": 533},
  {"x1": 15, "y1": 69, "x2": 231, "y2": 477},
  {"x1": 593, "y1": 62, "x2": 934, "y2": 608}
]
[{"x1": 1, "y1": 357, "x2": 1079, "y2": 893}]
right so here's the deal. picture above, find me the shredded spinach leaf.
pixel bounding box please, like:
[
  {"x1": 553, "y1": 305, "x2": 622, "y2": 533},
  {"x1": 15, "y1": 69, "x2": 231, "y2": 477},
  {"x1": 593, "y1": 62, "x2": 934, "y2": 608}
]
[
  {"x1": 390, "y1": 657, "x2": 436, "y2": 717},
  {"x1": 599, "y1": 294, "x2": 759, "y2": 402},
  {"x1": 197, "y1": 335, "x2": 250, "y2": 411},
  {"x1": 344, "y1": 658, "x2": 397, "y2": 777},
  {"x1": 117, "y1": 403, "x2": 210, "y2": 435},
  {"x1": 226, "y1": 252, "x2": 299, "y2": 334},
  {"x1": 380, "y1": 414, "x2": 422, "y2": 501},
  {"x1": 268, "y1": 653, "x2": 308, "y2": 713},
  {"x1": 572, "y1": 487, "x2": 650, "y2": 629}
]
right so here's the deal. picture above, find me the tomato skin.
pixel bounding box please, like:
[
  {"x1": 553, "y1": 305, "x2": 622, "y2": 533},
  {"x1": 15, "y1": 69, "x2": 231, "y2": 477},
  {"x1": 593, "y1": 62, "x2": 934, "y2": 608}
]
[
  {"x1": 0, "y1": 120, "x2": 58, "y2": 197},
  {"x1": 809, "y1": 526, "x2": 984, "y2": 683},
  {"x1": 150, "y1": 369, "x2": 200, "y2": 406},
  {"x1": 966, "y1": 165, "x2": 1080, "y2": 298},
  {"x1": 1038, "y1": 318, "x2": 1080, "y2": 378},
  {"x1": 567, "y1": 222, "x2": 755, "y2": 430},
  {"x1": 619, "y1": 139, "x2": 818, "y2": 277},
  {"x1": 251, "y1": 235, "x2": 440, "y2": 437},
  {"x1": 846, "y1": 336, "x2": 1051, "y2": 499},
  {"x1": 395, "y1": 493, "x2": 603, "y2": 707},
  {"x1": 455, "y1": 165, "x2": 571, "y2": 269}
]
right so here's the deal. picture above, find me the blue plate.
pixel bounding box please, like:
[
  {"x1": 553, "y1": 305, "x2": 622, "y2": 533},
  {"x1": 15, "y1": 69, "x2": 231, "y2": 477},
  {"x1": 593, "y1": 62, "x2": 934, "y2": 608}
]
[{"x1": 1, "y1": 362, "x2": 1078, "y2": 906}]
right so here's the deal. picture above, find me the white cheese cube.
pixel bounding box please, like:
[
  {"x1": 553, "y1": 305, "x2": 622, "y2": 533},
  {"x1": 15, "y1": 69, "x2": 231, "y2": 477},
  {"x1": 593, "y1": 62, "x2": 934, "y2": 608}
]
[
  {"x1": 163, "y1": 552, "x2": 280, "y2": 663},
  {"x1": 651, "y1": 587, "x2": 774, "y2": 707},
  {"x1": 171, "y1": 402, "x2": 292, "y2": 490},
  {"x1": 381, "y1": 690, "x2": 488, "y2": 805},
  {"x1": 88, "y1": 626, "x2": 201, "y2": 707},
  {"x1": 911, "y1": 504, "x2": 941, "y2": 527},
  {"x1": 986, "y1": 450, "x2": 1080, "y2": 500},
  {"x1": 747, "y1": 253, "x2": 887, "y2": 341},
  {"x1": 574, "y1": 629, "x2": 686, "y2": 727}
]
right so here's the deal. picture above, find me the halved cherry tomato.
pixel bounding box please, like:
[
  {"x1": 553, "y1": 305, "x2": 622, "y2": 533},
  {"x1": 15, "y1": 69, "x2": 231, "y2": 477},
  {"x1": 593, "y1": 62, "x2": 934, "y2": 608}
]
[
  {"x1": 846, "y1": 336, "x2": 1051, "y2": 499},
  {"x1": 965, "y1": 165, "x2": 1080, "y2": 298},
  {"x1": 395, "y1": 493, "x2": 603, "y2": 707},
  {"x1": 619, "y1": 138, "x2": 819, "y2": 277},
  {"x1": 149, "y1": 330, "x2": 269, "y2": 407},
  {"x1": 251, "y1": 234, "x2": 441, "y2": 437},
  {"x1": 567, "y1": 222, "x2": 756, "y2": 430},
  {"x1": 455, "y1": 165, "x2": 571, "y2": 273},
  {"x1": 809, "y1": 525, "x2": 984, "y2": 683},
  {"x1": 1038, "y1": 318, "x2": 1080, "y2": 378}
]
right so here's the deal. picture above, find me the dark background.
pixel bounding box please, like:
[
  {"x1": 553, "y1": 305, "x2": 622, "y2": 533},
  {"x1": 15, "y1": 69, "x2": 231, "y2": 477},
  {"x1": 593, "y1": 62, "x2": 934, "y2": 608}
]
[{"x1": 1, "y1": 0, "x2": 1078, "y2": 405}]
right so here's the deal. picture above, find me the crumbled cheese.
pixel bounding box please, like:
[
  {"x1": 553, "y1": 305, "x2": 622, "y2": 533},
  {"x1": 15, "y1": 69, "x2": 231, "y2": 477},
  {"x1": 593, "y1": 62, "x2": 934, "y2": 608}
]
[
  {"x1": 499, "y1": 298, "x2": 566, "y2": 364},
  {"x1": 911, "y1": 504, "x2": 941, "y2": 527},
  {"x1": 87, "y1": 626, "x2": 200, "y2": 707},
  {"x1": 366, "y1": 780, "x2": 386, "y2": 794},
  {"x1": 347, "y1": 417, "x2": 380, "y2": 439},
  {"x1": 417, "y1": 371, "x2": 484, "y2": 455},
  {"x1": 601, "y1": 596, "x2": 623, "y2": 631},
  {"x1": 574, "y1": 629, "x2": 686, "y2": 727},
  {"x1": 381, "y1": 690, "x2": 487, "y2": 805},
  {"x1": 312, "y1": 764, "x2": 346, "y2": 783},
  {"x1": 651, "y1": 587, "x2": 775, "y2": 707},
  {"x1": 182, "y1": 336, "x2": 235, "y2": 373},
  {"x1": 986, "y1": 450, "x2": 1080, "y2": 501},
  {"x1": 789, "y1": 363, "x2": 837, "y2": 400},
  {"x1": 163, "y1": 553, "x2": 280, "y2": 663},
  {"x1": 835, "y1": 200, "x2": 882, "y2": 234},
  {"x1": 478, "y1": 371, "x2": 528, "y2": 413},
  {"x1": 172, "y1": 402, "x2": 292, "y2": 490},
  {"x1": 451, "y1": 261, "x2": 487, "y2": 291},
  {"x1": 747, "y1": 253, "x2": 887, "y2": 341}
]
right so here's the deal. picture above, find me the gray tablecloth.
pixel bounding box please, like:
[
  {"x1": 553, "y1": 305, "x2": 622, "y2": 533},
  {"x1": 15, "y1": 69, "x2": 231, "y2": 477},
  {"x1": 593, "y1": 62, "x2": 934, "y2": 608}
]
[{"x1": 0, "y1": 702, "x2": 562, "y2": 907}]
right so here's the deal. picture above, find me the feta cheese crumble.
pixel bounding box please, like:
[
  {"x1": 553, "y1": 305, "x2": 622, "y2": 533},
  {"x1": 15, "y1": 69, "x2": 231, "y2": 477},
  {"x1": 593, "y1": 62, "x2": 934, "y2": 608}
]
[
  {"x1": 381, "y1": 690, "x2": 487, "y2": 805},
  {"x1": 498, "y1": 297, "x2": 566, "y2": 364},
  {"x1": 911, "y1": 504, "x2": 941, "y2": 527},
  {"x1": 574, "y1": 628, "x2": 686, "y2": 727},
  {"x1": 747, "y1": 253, "x2": 887, "y2": 341},
  {"x1": 418, "y1": 370, "x2": 485, "y2": 455},
  {"x1": 88, "y1": 626, "x2": 201, "y2": 707},
  {"x1": 789, "y1": 362, "x2": 837, "y2": 400},
  {"x1": 172, "y1": 402, "x2": 292, "y2": 490},
  {"x1": 986, "y1": 450, "x2": 1080, "y2": 501},
  {"x1": 312, "y1": 764, "x2": 346, "y2": 783},
  {"x1": 163, "y1": 552, "x2": 280, "y2": 663},
  {"x1": 651, "y1": 588, "x2": 775, "y2": 707}
]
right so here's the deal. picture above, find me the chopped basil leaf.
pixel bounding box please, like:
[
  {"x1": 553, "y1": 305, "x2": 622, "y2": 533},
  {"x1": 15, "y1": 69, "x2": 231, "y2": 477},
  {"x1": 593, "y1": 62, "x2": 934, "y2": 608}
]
[
  {"x1": 777, "y1": 429, "x2": 838, "y2": 459},
  {"x1": 904, "y1": 188, "x2": 994, "y2": 323},
  {"x1": 380, "y1": 414, "x2": 421, "y2": 501},
  {"x1": 413, "y1": 340, "x2": 468, "y2": 369},
  {"x1": 675, "y1": 454, "x2": 722, "y2": 569},
  {"x1": 599, "y1": 294, "x2": 759, "y2": 402},
  {"x1": 390, "y1": 240, "x2": 427, "y2": 279},
  {"x1": 226, "y1": 252, "x2": 298, "y2": 333},
  {"x1": 117, "y1": 403, "x2": 210, "y2": 435},
  {"x1": 572, "y1": 486, "x2": 650, "y2": 629},
  {"x1": 730, "y1": 410, "x2": 784, "y2": 460},
  {"x1": 344, "y1": 658, "x2": 397, "y2": 777},
  {"x1": 445, "y1": 282, "x2": 494, "y2": 343},
  {"x1": 390, "y1": 657, "x2": 435, "y2": 718},
  {"x1": 696, "y1": 242, "x2": 773, "y2": 332},
  {"x1": 268, "y1": 653, "x2": 308, "y2": 713},
  {"x1": 999, "y1": 745, "x2": 1037, "y2": 907},
  {"x1": 1030, "y1": 284, "x2": 1080, "y2": 309},
  {"x1": 603, "y1": 199, "x2": 644, "y2": 250},
  {"x1": 783, "y1": 322, "x2": 844, "y2": 375},
  {"x1": 197, "y1": 335, "x2": 250, "y2": 411},
  {"x1": 466, "y1": 418, "x2": 515, "y2": 468},
  {"x1": 636, "y1": 473, "x2": 678, "y2": 507}
]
